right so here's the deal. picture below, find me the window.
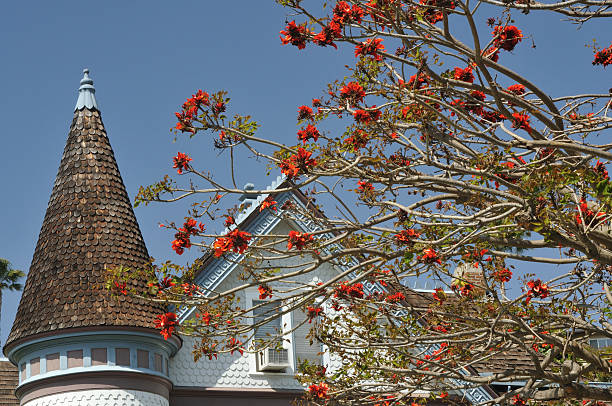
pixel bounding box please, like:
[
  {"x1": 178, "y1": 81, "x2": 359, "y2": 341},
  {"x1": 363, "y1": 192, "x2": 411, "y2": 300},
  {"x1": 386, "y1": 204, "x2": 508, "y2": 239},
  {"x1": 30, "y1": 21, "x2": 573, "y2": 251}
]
[
  {"x1": 252, "y1": 299, "x2": 290, "y2": 372},
  {"x1": 590, "y1": 337, "x2": 612, "y2": 350},
  {"x1": 292, "y1": 308, "x2": 322, "y2": 365}
]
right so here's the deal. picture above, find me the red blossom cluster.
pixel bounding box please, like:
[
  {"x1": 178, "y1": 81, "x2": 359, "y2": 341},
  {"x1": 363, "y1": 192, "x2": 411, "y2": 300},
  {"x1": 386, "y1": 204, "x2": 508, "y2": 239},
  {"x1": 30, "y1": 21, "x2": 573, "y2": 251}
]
[
  {"x1": 224, "y1": 216, "x2": 235, "y2": 227},
  {"x1": 525, "y1": 279, "x2": 550, "y2": 303},
  {"x1": 385, "y1": 291, "x2": 406, "y2": 303},
  {"x1": 113, "y1": 281, "x2": 128, "y2": 295},
  {"x1": 355, "y1": 38, "x2": 385, "y2": 61},
  {"x1": 287, "y1": 230, "x2": 314, "y2": 250},
  {"x1": 308, "y1": 382, "x2": 329, "y2": 399},
  {"x1": 419, "y1": 0, "x2": 455, "y2": 24},
  {"x1": 213, "y1": 229, "x2": 252, "y2": 257},
  {"x1": 404, "y1": 72, "x2": 430, "y2": 90},
  {"x1": 340, "y1": 82, "x2": 366, "y2": 105},
  {"x1": 155, "y1": 312, "x2": 178, "y2": 340},
  {"x1": 182, "y1": 282, "x2": 200, "y2": 296},
  {"x1": 492, "y1": 268, "x2": 512, "y2": 283},
  {"x1": 334, "y1": 282, "x2": 365, "y2": 299},
  {"x1": 258, "y1": 284, "x2": 273, "y2": 300},
  {"x1": 575, "y1": 198, "x2": 606, "y2": 226},
  {"x1": 148, "y1": 276, "x2": 176, "y2": 291},
  {"x1": 259, "y1": 196, "x2": 277, "y2": 212},
  {"x1": 173, "y1": 152, "x2": 192, "y2": 174},
  {"x1": 511, "y1": 113, "x2": 533, "y2": 134},
  {"x1": 211, "y1": 101, "x2": 225, "y2": 116},
  {"x1": 513, "y1": 394, "x2": 527, "y2": 406},
  {"x1": 298, "y1": 105, "x2": 314, "y2": 120},
  {"x1": 492, "y1": 25, "x2": 523, "y2": 51},
  {"x1": 394, "y1": 229, "x2": 420, "y2": 245},
  {"x1": 297, "y1": 124, "x2": 321, "y2": 143},
  {"x1": 307, "y1": 305, "x2": 324, "y2": 322},
  {"x1": 418, "y1": 248, "x2": 442, "y2": 265},
  {"x1": 507, "y1": 84, "x2": 526, "y2": 96},
  {"x1": 171, "y1": 218, "x2": 204, "y2": 255},
  {"x1": 279, "y1": 148, "x2": 317, "y2": 180},
  {"x1": 432, "y1": 287, "x2": 446, "y2": 304},
  {"x1": 280, "y1": 20, "x2": 310, "y2": 49},
  {"x1": 453, "y1": 66, "x2": 474, "y2": 83},
  {"x1": 593, "y1": 43, "x2": 612, "y2": 67},
  {"x1": 594, "y1": 160, "x2": 609, "y2": 179},
  {"x1": 175, "y1": 90, "x2": 209, "y2": 133},
  {"x1": 228, "y1": 337, "x2": 244, "y2": 355},
  {"x1": 353, "y1": 107, "x2": 381, "y2": 124},
  {"x1": 465, "y1": 90, "x2": 486, "y2": 115},
  {"x1": 387, "y1": 151, "x2": 411, "y2": 166},
  {"x1": 357, "y1": 180, "x2": 374, "y2": 193},
  {"x1": 344, "y1": 129, "x2": 369, "y2": 150}
]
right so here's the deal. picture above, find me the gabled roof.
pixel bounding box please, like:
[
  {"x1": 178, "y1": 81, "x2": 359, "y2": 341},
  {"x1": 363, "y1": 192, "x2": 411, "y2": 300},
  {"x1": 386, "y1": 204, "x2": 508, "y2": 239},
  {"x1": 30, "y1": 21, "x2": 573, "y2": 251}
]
[{"x1": 5, "y1": 70, "x2": 163, "y2": 350}]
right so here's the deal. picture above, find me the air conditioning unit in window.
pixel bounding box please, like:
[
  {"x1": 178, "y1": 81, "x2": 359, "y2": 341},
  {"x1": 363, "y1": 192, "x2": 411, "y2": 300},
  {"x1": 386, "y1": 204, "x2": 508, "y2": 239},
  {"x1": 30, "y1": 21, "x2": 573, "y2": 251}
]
[{"x1": 258, "y1": 348, "x2": 289, "y2": 371}]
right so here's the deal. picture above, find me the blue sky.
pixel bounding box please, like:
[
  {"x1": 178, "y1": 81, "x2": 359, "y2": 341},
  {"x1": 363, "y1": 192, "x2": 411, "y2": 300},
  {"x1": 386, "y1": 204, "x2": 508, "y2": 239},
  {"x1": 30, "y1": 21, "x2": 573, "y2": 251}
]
[{"x1": 0, "y1": 1, "x2": 609, "y2": 346}]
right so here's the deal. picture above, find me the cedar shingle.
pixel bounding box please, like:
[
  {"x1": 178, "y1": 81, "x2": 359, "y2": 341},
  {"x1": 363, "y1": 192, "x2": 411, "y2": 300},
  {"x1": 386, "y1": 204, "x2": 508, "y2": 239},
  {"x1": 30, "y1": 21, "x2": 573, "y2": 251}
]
[
  {"x1": 6, "y1": 108, "x2": 164, "y2": 348},
  {"x1": 0, "y1": 361, "x2": 18, "y2": 405}
]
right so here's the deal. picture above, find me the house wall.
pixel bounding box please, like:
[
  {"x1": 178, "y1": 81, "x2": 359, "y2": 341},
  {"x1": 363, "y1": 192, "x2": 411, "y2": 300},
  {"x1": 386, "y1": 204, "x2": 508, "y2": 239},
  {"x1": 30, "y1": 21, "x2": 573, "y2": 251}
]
[
  {"x1": 169, "y1": 220, "x2": 339, "y2": 391},
  {"x1": 21, "y1": 389, "x2": 168, "y2": 406}
]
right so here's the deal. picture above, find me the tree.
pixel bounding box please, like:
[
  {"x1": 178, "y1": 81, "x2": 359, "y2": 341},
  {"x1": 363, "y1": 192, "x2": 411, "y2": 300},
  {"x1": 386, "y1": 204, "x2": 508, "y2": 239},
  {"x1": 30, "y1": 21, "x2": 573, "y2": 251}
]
[
  {"x1": 0, "y1": 258, "x2": 25, "y2": 337},
  {"x1": 118, "y1": 0, "x2": 612, "y2": 404}
]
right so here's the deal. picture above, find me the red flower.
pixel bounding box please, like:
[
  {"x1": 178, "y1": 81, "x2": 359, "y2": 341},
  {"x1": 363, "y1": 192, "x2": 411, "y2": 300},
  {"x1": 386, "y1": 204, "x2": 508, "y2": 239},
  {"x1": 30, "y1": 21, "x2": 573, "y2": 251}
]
[
  {"x1": 211, "y1": 102, "x2": 225, "y2": 116},
  {"x1": 483, "y1": 47, "x2": 500, "y2": 62},
  {"x1": 405, "y1": 73, "x2": 430, "y2": 89},
  {"x1": 313, "y1": 22, "x2": 340, "y2": 49},
  {"x1": 419, "y1": 0, "x2": 455, "y2": 24},
  {"x1": 593, "y1": 42, "x2": 612, "y2": 67},
  {"x1": 228, "y1": 337, "x2": 244, "y2": 355},
  {"x1": 201, "y1": 312, "x2": 213, "y2": 325},
  {"x1": 307, "y1": 306, "x2": 324, "y2": 322},
  {"x1": 353, "y1": 108, "x2": 381, "y2": 124},
  {"x1": 174, "y1": 90, "x2": 209, "y2": 133},
  {"x1": 340, "y1": 82, "x2": 366, "y2": 105},
  {"x1": 258, "y1": 284, "x2": 273, "y2": 300},
  {"x1": 224, "y1": 216, "x2": 235, "y2": 227},
  {"x1": 418, "y1": 248, "x2": 442, "y2": 265},
  {"x1": 280, "y1": 20, "x2": 310, "y2": 50},
  {"x1": 279, "y1": 148, "x2": 317, "y2": 180},
  {"x1": 334, "y1": 282, "x2": 364, "y2": 299},
  {"x1": 344, "y1": 129, "x2": 369, "y2": 150},
  {"x1": 171, "y1": 218, "x2": 202, "y2": 255},
  {"x1": 297, "y1": 105, "x2": 314, "y2": 121},
  {"x1": 113, "y1": 281, "x2": 128, "y2": 295},
  {"x1": 173, "y1": 152, "x2": 192, "y2": 174},
  {"x1": 357, "y1": 180, "x2": 374, "y2": 193},
  {"x1": 492, "y1": 25, "x2": 523, "y2": 51},
  {"x1": 260, "y1": 196, "x2": 277, "y2": 212},
  {"x1": 395, "y1": 229, "x2": 420, "y2": 245},
  {"x1": 511, "y1": 113, "x2": 532, "y2": 134},
  {"x1": 525, "y1": 279, "x2": 549, "y2": 303},
  {"x1": 308, "y1": 382, "x2": 329, "y2": 399},
  {"x1": 575, "y1": 198, "x2": 606, "y2": 226},
  {"x1": 512, "y1": 394, "x2": 527, "y2": 406},
  {"x1": 385, "y1": 292, "x2": 405, "y2": 303},
  {"x1": 155, "y1": 312, "x2": 177, "y2": 340},
  {"x1": 481, "y1": 110, "x2": 506, "y2": 123},
  {"x1": 213, "y1": 229, "x2": 252, "y2": 257},
  {"x1": 493, "y1": 268, "x2": 512, "y2": 283},
  {"x1": 287, "y1": 231, "x2": 314, "y2": 250},
  {"x1": 297, "y1": 124, "x2": 320, "y2": 143},
  {"x1": 507, "y1": 84, "x2": 526, "y2": 95},
  {"x1": 433, "y1": 288, "x2": 446, "y2": 304},
  {"x1": 453, "y1": 66, "x2": 474, "y2": 83},
  {"x1": 312, "y1": 99, "x2": 322, "y2": 107},
  {"x1": 466, "y1": 90, "x2": 486, "y2": 115},
  {"x1": 355, "y1": 38, "x2": 385, "y2": 61},
  {"x1": 594, "y1": 160, "x2": 609, "y2": 179},
  {"x1": 182, "y1": 283, "x2": 200, "y2": 296}
]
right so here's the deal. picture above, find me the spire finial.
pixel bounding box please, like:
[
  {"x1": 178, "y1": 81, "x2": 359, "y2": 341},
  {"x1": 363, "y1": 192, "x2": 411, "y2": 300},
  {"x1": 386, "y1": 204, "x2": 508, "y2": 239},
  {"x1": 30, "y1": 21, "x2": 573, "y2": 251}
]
[{"x1": 75, "y1": 68, "x2": 98, "y2": 111}]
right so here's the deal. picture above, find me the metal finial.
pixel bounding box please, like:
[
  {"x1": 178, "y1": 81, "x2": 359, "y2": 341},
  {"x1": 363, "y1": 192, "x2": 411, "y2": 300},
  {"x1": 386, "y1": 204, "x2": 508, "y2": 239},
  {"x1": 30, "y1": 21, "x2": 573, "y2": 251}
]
[{"x1": 75, "y1": 68, "x2": 98, "y2": 111}]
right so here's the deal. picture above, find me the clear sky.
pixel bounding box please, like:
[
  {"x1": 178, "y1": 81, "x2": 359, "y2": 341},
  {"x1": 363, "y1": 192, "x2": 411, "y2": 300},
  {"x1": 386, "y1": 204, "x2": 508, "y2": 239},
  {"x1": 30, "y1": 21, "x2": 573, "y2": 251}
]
[{"x1": 0, "y1": 1, "x2": 609, "y2": 346}]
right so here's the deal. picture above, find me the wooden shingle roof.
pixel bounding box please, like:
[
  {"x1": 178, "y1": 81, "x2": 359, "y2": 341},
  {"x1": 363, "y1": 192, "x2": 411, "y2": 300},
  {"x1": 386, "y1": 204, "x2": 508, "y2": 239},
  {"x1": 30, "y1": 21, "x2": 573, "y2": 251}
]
[
  {"x1": 0, "y1": 361, "x2": 18, "y2": 405},
  {"x1": 5, "y1": 77, "x2": 164, "y2": 349}
]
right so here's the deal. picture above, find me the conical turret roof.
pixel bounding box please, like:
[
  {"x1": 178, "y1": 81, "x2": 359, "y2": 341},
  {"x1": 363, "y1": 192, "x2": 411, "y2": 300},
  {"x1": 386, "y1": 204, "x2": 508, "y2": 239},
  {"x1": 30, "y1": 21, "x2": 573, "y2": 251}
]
[{"x1": 6, "y1": 70, "x2": 163, "y2": 348}]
